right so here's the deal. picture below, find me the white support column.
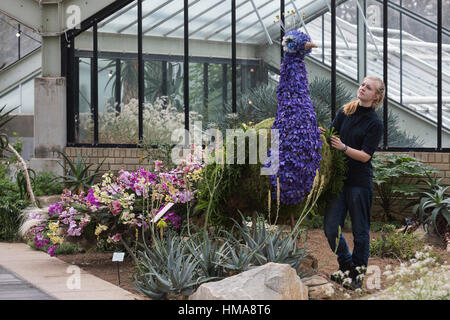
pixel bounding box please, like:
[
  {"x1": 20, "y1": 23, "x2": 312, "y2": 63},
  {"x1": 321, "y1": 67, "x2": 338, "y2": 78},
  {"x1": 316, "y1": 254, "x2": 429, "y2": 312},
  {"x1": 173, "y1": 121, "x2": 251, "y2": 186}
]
[
  {"x1": 357, "y1": 0, "x2": 366, "y2": 82},
  {"x1": 29, "y1": 77, "x2": 67, "y2": 175}
]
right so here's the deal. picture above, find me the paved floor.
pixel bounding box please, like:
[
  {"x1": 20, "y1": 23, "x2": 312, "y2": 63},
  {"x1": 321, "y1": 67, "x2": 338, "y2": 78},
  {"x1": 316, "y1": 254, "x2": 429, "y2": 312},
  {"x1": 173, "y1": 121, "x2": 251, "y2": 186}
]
[
  {"x1": 0, "y1": 242, "x2": 142, "y2": 300},
  {"x1": 0, "y1": 266, "x2": 55, "y2": 300}
]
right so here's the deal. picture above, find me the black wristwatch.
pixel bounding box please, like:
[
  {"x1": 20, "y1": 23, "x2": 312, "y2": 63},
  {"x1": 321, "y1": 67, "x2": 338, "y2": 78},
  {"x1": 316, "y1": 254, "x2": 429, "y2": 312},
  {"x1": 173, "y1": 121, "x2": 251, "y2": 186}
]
[{"x1": 342, "y1": 144, "x2": 348, "y2": 152}]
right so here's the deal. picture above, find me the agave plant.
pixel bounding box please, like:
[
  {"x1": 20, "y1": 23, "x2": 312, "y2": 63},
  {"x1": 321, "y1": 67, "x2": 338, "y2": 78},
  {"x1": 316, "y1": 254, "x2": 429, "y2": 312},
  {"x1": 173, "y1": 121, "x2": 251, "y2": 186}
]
[
  {"x1": 228, "y1": 213, "x2": 309, "y2": 275},
  {"x1": 413, "y1": 184, "x2": 450, "y2": 238},
  {"x1": 185, "y1": 228, "x2": 228, "y2": 279},
  {"x1": 217, "y1": 232, "x2": 266, "y2": 274},
  {"x1": 134, "y1": 230, "x2": 208, "y2": 300},
  {"x1": 56, "y1": 151, "x2": 105, "y2": 194}
]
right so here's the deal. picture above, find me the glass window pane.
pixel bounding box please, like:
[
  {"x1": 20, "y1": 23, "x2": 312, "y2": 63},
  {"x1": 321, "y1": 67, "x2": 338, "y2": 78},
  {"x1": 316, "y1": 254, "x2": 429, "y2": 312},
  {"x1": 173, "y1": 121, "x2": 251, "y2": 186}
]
[
  {"x1": 235, "y1": 0, "x2": 280, "y2": 125},
  {"x1": 19, "y1": 25, "x2": 41, "y2": 58},
  {"x1": 21, "y1": 77, "x2": 35, "y2": 113},
  {"x1": 443, "y1": 33, "x2": 450, "y2": 148},
  {"x1": 0, "y1": 87, "x2": 20, "y2": 113},
  {"x1": 77, "y1": 57, "x2": 93, "y2": 144},
  {"x1": 142, "y1": 0, "x2": 185, "y2": 146},
  {"x1": 0, "y1": 13, "x2": 19, "y2": 68},
  {"x1": 98, "y1": 1, "x2": 139, "y2": 144}
]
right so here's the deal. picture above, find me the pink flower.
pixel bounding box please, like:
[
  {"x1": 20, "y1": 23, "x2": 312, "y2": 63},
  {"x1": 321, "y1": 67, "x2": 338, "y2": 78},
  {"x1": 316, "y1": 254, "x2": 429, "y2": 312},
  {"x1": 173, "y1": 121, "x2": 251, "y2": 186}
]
[
  {"x1": 108, "y1": 233, "x2": 122, "y2": 244},
  {"x1": 155, "y1": 160, "x2": 163, "y2": 172},
  {"x1": 110, "y1": 200, "x2": 122, "y2": 216}
]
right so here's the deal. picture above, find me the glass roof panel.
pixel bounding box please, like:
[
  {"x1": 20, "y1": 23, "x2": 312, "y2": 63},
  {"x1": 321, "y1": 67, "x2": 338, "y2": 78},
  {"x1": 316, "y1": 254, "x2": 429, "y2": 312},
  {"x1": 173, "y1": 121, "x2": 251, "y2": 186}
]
[
  {"x1": 235, "y1": 0, "x2": 274, "y2": 44},
  {"x1": 190, "y1": 0, "x2": 231, "y2": 41},
  {"x1": 96, "y1": 0, "x2": 321, "y2": 43},
  {"x1": 97, "y1": 1, "x2": 138, "y2": 34}
]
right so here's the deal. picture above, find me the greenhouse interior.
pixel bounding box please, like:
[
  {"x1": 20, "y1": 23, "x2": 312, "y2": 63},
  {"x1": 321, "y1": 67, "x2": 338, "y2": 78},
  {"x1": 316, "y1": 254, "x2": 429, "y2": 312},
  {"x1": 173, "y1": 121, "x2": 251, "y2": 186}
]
[{"x1": 0, "y1": 0, "x2": 449, "y2": 303}]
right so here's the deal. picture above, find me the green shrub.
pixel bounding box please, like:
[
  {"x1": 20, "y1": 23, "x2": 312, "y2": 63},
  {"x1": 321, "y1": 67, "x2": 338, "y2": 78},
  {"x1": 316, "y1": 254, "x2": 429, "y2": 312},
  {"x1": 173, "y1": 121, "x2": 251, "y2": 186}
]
[
  {"x1": 370, "y1": 224, "x2": 424, "y2": 260},
  {"x1": 133, "y1": 211, "x2": 313, "y2": 299},
  {"x1": 27, "y1": 240, "x2": 82, "y2": 255},
  {"x1": 33, "y1": 171, "x2": 65, "y2": 196},
  {"x1": 372, "y1": 154, "x2": 438, "y2": 221},
  {"x1": 302, "y1": 214, "x2": 324, "y2": 229},
  {"x1": 370, "y1": 220, "x2": 402, "y2": 232},
  {"x1": 0, "y1": 174, "x2": 27, "y2": 241},
  {"x1": 412, "y1": 175, "x2": 449, "y2": 239}
]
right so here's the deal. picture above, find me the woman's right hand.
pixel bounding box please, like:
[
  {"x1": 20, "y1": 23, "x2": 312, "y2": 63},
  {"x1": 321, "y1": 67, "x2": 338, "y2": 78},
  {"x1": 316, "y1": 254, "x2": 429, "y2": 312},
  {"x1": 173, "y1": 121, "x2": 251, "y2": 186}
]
[{"x1": 319, "y1": 126, "x2": 326, "y2": 135}]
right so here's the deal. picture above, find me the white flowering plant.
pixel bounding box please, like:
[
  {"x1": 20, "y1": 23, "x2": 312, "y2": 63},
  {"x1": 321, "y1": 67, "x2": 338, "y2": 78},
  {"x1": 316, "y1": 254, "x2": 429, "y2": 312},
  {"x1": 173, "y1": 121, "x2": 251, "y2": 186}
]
[
  {"x1": 78, "y1": 97, "x2": 203, "y2": 145},
  {"x1": 377, "y1": 246, "x2": 449, "y2": 300}
]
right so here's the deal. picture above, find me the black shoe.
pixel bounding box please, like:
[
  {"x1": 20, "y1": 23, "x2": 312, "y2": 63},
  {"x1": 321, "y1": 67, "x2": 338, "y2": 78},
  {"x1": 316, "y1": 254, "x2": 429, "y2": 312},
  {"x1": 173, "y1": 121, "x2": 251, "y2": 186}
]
[
  {"x1": 346, "y1": 265, "x2": 366, "y2": 291},
  {"x1": 330, "y1": 263, "x2": 354, "y2": 285}
]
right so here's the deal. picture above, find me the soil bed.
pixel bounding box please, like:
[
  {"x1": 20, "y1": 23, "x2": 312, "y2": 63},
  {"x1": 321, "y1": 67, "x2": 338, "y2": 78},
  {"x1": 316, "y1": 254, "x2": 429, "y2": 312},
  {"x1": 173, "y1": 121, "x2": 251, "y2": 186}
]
[{"x1": 57, "y1": 251, "x2": 141, "y2": 296}]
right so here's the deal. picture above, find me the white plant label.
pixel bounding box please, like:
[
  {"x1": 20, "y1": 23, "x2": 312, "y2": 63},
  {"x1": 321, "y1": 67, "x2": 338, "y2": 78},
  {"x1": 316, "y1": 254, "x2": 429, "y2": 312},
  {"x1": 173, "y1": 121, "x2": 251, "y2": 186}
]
[
  {"x1": 151, "y1": 202, "x2": 175, "y2": 223},
  {"x1": 112, "y1": 252, "x2": 125, "y2": 262}
]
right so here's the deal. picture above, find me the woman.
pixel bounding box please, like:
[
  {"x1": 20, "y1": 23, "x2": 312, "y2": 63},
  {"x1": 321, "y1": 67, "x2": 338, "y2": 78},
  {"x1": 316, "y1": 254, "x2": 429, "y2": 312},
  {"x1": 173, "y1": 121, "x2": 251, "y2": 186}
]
[{"x1": 319, "y1": 76, "x2": 385, "y2": 290}]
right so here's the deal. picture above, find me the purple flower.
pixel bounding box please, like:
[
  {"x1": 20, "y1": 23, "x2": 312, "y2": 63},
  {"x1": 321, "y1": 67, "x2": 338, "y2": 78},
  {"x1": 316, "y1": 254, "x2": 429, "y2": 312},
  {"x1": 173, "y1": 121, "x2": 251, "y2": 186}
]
[
  {"x1": 164, "y1": 212, "x2": 181, "y2": 229},
  {"x1": 29, "y1": 212, "x2": 42, "y2": 220},
  {"x1": 47, "y1": 245, "x2": 58, "y2": 257},
  {"x1": 33, "y1": 232, "x2": 50, "y2": 248},
  {"x1": 85, "y1": 189, "x2": 100, "y2": 208},
  {"x1": 48, "y1": 202, "x2": 64, "y2": 217}
]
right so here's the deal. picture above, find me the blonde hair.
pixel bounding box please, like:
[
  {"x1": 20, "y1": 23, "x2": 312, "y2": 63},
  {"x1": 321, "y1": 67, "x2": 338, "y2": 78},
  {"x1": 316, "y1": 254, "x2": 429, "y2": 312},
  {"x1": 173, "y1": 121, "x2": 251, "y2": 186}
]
[{"x1": 343, "y1": 76, "x2": 385, "y2": 116}]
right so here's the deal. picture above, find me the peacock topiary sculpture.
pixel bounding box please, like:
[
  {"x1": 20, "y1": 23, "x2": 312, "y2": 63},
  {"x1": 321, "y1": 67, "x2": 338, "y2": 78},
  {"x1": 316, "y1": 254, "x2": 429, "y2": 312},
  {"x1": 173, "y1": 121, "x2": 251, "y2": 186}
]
[{"x1": 266, "y1": 30, "x2": 322, "y2": 205}]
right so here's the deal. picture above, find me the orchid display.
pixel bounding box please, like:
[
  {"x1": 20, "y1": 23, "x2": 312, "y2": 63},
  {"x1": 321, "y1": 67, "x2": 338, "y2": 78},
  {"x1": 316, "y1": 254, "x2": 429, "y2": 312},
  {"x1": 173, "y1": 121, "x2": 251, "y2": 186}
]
[{"x1": 25, "y1": 155, "x2": 203, "y2": 256}]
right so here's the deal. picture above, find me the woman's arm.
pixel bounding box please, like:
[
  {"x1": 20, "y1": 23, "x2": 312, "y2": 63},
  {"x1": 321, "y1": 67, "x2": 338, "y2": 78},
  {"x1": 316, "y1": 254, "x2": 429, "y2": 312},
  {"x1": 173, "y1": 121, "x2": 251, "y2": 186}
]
[{"x1": 330, "y1": 136, "x2": 371, "y2": 163}]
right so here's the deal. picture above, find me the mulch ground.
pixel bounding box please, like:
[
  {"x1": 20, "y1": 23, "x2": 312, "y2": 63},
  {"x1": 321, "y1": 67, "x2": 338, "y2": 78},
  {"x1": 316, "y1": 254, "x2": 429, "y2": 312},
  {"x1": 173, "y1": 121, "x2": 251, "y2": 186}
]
[
  {"x1": 56, "y1": 228, "x2": 449, "y2": 300},
  {"x1": 57, "y1": 251, "x2": 140, "y2": 296}
]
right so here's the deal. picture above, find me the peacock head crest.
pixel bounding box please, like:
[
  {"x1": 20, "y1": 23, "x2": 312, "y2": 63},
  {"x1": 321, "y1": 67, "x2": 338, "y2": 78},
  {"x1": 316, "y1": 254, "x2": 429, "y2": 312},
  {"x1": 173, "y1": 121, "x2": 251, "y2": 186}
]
[{"x1": 282, "y1": 30, "x2": 317, "y2": 57}]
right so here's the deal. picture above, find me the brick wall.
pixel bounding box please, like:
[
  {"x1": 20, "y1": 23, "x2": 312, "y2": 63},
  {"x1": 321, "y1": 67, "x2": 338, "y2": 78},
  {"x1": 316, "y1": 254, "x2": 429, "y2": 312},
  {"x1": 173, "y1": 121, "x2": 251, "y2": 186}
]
[
  {"x1": 64, "y1": 147, "x2": 449, "y2": 183},
  {"x1": 372, "y1": 151, "x2": 450, "y2": 220},
  {"x1": 375, "y1": 151, "x2": 450, "y2": 185},
  {"x1": 63, "y1": 147, "x2": 169, "y2": 177}
]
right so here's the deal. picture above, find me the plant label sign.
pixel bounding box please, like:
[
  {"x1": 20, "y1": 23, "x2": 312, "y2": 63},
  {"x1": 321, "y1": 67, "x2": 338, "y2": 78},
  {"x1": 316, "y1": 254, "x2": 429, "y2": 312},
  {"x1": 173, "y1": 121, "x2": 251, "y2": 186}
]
[
  {"x1": 151, "y1": 202, "x2": 174, "y2": 223},
  {"x1": 112, "y1": 252, "x2": 125, "y2": 262}
]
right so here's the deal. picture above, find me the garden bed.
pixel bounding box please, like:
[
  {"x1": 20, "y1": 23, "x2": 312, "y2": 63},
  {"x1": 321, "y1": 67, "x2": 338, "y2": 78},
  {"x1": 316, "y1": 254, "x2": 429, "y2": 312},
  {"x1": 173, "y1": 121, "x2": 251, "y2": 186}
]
[{"x1": 55, "y1": 228, "x2": 449, "y2": 300}]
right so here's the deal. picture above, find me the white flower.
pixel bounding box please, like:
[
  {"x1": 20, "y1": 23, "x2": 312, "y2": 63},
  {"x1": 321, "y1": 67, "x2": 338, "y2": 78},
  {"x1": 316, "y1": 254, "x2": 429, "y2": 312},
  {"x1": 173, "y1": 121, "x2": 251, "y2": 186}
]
[
  {"x1": 325, "y1": 287, "x2": 335, "y2": 296},
  {"x1": 343, "y1": 277, "x2": 352, "y2": 286},
  {"x1": 385, "y1": 264, "x2": 392, "y2": 270},
  {"x1": 343, "y1": 293, "x2": 351, "y2": 299}
]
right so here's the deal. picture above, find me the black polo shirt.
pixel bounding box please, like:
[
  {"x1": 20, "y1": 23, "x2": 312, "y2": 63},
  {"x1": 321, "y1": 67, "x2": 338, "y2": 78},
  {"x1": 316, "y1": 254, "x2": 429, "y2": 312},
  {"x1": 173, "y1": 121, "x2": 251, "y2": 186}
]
[{"x1": 329, "y1": 104, "x2": 384, "y2": 189}]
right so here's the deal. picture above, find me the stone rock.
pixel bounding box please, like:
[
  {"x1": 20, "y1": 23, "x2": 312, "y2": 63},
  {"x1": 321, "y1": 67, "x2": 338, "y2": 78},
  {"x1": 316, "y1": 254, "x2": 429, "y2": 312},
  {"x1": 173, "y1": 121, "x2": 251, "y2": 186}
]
[
  {"x1": 297, "y1": 254, "x2": 319, "y2": 275},
  {"x1": 302, "y1": 275, "x2": 335, "y2": 300},
  {"x1": 189, "y1": 262, "x2": 308, "y2": 300},
  {"x1": 412, "y1": 226, "x2": 443, "y2": 246},
  {"x1": 37, "y1": 195, "x2": 61, "y2": 207}
]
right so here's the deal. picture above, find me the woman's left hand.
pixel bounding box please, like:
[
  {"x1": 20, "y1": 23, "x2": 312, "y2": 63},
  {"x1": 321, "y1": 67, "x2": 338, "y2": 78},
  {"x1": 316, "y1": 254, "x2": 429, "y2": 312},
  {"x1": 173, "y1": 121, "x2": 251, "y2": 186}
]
[{"x1": 330, "y1": 136, "x2": 345, "y2": 151}]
